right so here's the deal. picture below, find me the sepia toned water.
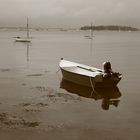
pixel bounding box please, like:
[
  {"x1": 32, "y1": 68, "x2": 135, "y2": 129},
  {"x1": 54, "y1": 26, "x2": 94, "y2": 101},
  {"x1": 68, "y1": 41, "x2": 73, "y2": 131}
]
[{"x1": 0, "y1": 29, "x2": 140, "y2": 139}]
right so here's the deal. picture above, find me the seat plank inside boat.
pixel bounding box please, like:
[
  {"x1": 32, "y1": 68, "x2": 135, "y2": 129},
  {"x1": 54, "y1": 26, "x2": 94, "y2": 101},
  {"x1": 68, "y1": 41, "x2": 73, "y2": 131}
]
[{"x1": 63, "y1": 66, "x2": 102, "y2": 77}]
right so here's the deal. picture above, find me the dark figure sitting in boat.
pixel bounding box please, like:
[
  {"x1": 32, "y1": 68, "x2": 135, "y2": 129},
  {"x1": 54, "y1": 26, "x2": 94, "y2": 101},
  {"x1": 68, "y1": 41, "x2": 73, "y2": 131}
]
[
  {"x1": 103, "y1": 61, "x2": 121, "y2": 79},
  {"x1": 103, "y1": 62, "x2": 112, "y2": 73},
  {"x1": 103, "y1": 61, "x2": 113, "y2": 78}
]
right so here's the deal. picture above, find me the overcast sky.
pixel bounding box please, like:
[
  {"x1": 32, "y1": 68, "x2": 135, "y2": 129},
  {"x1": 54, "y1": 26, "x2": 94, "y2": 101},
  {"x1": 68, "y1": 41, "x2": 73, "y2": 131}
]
[{"x1": 0, "y1": 0, "x2": 140, "y2": 28}]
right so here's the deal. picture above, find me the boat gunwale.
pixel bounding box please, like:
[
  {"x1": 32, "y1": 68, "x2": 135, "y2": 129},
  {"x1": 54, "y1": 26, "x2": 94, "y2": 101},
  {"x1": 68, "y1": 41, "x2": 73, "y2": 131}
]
[{"x1": 59, "y1": 59, "x2": 103, "y2": 77}]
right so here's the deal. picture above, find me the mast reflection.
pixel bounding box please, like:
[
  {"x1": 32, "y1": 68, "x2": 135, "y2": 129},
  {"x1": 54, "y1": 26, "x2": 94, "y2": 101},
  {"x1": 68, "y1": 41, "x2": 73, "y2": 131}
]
[
  {"x1": 60, "y1": 79, "x2": 122, "y2": 110},
  {"x1": 26, "y1": 42, "x2": 31, "y2": 62}
]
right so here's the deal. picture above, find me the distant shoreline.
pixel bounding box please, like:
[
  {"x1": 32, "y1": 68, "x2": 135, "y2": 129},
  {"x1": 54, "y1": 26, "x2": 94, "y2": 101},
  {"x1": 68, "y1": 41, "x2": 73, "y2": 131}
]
[
  {"x1": 0, "y1": 25, "x2": 139, "y2": 31},
  {"x1": 80, "y1": 25, "x2": 139, "y2": 31}
]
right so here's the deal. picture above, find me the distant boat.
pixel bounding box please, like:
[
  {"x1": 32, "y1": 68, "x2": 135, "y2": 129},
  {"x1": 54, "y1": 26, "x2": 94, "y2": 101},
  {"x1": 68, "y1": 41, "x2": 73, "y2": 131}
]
[
  {"x1": 60, "y1": 79, "x2": 121, "y2": 110},
  {"x1": 84, "y1": 23, "x2": 94, "y2": 39},
  {"x1": 59, "y1": 58, "x2": 122, "y2": 88},
  {"x1": 15, "y1": 18, "x2": 31, "y2": 42}
]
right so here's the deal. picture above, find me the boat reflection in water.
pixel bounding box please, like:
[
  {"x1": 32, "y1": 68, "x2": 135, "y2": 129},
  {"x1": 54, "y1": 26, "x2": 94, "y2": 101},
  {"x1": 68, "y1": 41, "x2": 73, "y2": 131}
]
[{"x1": 60, "y1": 79, "x2": 122, "y2": 110}]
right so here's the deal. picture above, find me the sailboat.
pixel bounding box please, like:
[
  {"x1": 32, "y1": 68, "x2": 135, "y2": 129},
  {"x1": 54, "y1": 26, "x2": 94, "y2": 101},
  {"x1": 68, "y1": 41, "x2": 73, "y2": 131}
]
[
  {"x1": 84, "y1": 23, "x2": 94, "y2": 39},
  {"x1": 15, "y1": 18, "x2": 31, "y2": 42}
]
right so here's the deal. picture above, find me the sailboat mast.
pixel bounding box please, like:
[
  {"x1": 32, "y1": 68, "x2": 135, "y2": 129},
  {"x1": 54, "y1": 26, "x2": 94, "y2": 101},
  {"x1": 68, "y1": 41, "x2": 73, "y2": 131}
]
[
  {"x1": 90, "y1": 22, "x2": 93, "y2": 38},
  {"x1": 27, "y1": 18, "x2": 29, "y2": 39}
]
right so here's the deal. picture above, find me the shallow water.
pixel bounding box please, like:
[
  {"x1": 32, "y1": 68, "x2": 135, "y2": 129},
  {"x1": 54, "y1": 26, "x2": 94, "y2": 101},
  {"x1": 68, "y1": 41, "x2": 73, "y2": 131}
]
[{"x1": 0, "y1": 29, "x2": 140, "y2": 139}]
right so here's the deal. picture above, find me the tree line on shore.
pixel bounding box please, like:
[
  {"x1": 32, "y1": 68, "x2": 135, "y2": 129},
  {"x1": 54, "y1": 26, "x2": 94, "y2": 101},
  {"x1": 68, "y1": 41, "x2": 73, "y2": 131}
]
[{"x1": 80, "y1": 25, "x2": 139, "y2": 31}]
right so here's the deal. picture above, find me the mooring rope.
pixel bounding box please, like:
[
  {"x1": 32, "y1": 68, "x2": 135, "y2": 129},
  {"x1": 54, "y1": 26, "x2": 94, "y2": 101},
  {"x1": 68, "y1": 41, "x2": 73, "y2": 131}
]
[
  {"x1": 56, "y1": 68, "x2": 60, "y2": 74},
  {"x1": 89, "y1": 76, "x2": 95, "y2": 97},
  {"x1": 89, "y1": 76, "x2": 98, "y2": 98},
  {"x1": 56, "y1": 68, "x2": 61, "y2": 82}
]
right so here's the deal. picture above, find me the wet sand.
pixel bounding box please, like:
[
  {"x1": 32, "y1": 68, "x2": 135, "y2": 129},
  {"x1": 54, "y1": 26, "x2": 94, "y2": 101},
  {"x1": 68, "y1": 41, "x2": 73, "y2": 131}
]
[{"x1": 0, "y1": 68, "x2": 139, "y2": 140}]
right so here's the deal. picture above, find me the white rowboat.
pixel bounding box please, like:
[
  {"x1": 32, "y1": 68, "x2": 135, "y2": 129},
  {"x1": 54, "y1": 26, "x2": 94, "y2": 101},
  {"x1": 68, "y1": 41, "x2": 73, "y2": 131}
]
[{"x1": 59, "y1": 58, "x2": 122, "y2": 87}]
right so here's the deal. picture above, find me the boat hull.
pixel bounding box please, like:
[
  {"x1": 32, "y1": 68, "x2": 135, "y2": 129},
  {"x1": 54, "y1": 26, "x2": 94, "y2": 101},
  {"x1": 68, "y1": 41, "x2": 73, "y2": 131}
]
[
  {"x1": 15, "y1": 38, "x2": 31, "y2": 42},
  {"x1": 60, "y1": 68, "x2": 121, "y2": 88}
]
